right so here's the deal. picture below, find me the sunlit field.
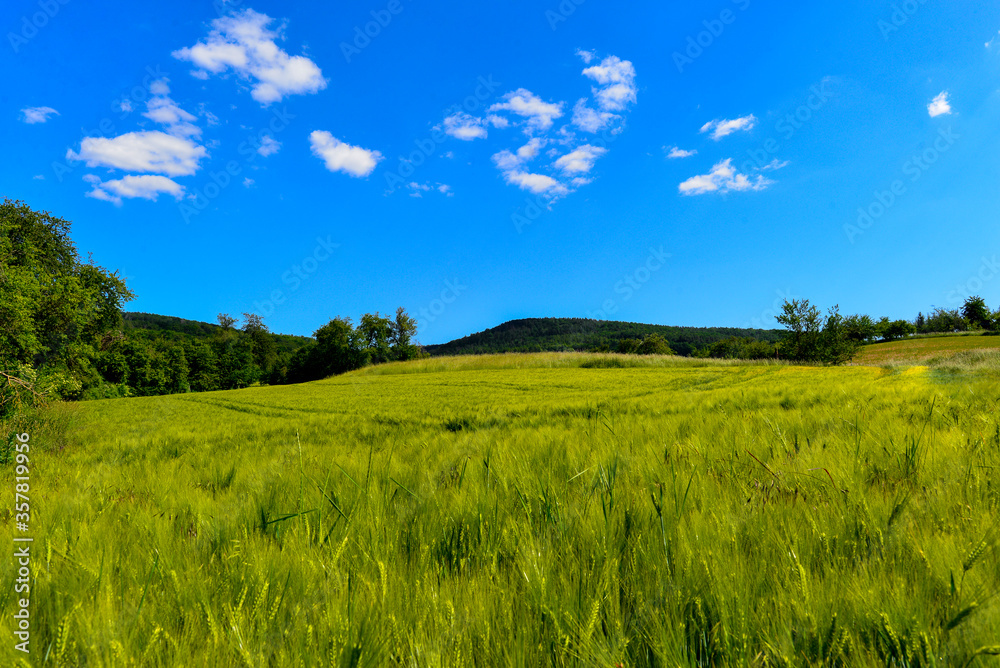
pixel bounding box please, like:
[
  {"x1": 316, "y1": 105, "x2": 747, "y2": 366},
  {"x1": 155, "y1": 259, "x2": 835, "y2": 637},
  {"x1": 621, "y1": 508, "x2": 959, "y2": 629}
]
[
  {"x1": 852, "y1": 333, "x2": 1000, "y2": 367},
  {"x1": 3, "y1": 353, "x2": 999, "y2": 666}
]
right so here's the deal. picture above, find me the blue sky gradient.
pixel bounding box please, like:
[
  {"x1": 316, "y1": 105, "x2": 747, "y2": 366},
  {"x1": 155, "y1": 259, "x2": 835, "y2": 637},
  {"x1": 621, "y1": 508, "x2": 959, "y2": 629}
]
[{"x1": 3, "y1": 0, "x2": 999, "y2": 343}]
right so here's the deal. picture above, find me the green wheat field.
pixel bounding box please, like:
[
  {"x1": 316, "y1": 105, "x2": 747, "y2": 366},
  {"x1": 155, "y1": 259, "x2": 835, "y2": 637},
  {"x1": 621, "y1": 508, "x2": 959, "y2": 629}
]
[{"x1": 3, "y1": 353, "x2": 999, "y2": 666}]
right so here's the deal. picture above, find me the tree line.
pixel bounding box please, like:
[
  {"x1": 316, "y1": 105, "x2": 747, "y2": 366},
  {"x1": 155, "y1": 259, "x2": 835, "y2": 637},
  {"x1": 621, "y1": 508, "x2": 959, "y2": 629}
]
[
  {"x1": 700, "y1": 295, "x2": 999, "y2": 364},
  {"x1": 0, "y1": 199, "x2": 423, "y2": 418}
]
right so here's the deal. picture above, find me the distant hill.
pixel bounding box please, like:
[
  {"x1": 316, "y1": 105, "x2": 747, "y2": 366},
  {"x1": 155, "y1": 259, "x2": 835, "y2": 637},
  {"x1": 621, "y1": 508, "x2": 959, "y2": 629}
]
[
  {"x1": 423, "y1": 318, "x2": 785, "y2": 357},
  {"x1": 123, "y1": 312, "x2": 312, "y2": 355}
]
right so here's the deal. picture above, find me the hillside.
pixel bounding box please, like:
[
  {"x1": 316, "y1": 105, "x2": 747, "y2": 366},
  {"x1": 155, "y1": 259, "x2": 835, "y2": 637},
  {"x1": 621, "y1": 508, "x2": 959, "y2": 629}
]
[
  {"x1": 424, "y1": 317, "x2": 785, "y2": 357},
  {"x1": 124, "y1": 312, "x2": 312, "y2": 355},
  {"x1": 852, "y1": 332, "x2": 1000, "y2": 366}
]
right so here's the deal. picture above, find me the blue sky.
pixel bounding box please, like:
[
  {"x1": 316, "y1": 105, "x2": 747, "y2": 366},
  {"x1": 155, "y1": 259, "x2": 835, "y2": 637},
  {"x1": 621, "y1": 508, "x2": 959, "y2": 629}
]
[{"x1": 3, "y1": 0, "x2": 1000, "y2": 344}]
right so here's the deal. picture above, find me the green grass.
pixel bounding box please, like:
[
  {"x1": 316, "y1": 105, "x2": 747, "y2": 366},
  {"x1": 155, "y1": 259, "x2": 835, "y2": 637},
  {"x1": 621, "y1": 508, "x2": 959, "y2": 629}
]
[
  {"x1": 853, "y1": 333, "x2": 1000, "y2": 366},
  {"x1": 2, "y1": 353, "x2": 999, "y2": 666}
]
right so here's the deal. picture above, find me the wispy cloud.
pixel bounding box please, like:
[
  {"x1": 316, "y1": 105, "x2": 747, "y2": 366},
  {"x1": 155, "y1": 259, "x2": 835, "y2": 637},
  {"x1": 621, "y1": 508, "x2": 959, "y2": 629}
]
[
  {"x1": 442, "y1": 112, "x2": 488, "y2": 140},
  {"x1": 700, "y1": 115, "x2": 757, "y2": 140},
  {"x1": 666, "y1": 146, "x2": 697, "y2": 159},
  {"x1": 489, "y1": 89, "x2": 564, "y2": 134},
  {"x1": 678, "y1": 159, "x2": 772, "y2": 196},
  {"x1": 927, "y1": 91, "x2": 952, "y2": 117},
  {"x1": 257, "y1": 135, "x2": 281, "y2": 156},
  {"x1": 20, "y1": 106, "x2": 59, "y2": 124},
  {"x1": 173, "y1": 9, "x2": 327, "y2": 105},
  {"x1": 553, "y1": 144, "x2": 607, "y2": 175},
  {"x1": 83, "y1": 174, "x2": 185, "y2": 206},
  {"x1": 309, "y1": 130, "x2": 382, "y2": 177}
]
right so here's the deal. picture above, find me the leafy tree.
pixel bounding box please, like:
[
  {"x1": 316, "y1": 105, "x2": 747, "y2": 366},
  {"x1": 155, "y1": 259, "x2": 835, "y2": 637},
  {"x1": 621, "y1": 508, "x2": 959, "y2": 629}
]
[
  {"x1": 961, "y1": 296, "x2": 993, "y2": 330},
  {"x1": 313, "y1": 317, "x2": 370, "y2": 377},
  {"x1": 776, "y1": 299, "x2": 824, "y2": 361},
  {"x1": 390, "y1": 307, "x2": 420, "y2": 361},
  {"x1": 217, "y1": 313, "x2": 237, "y2": 330},
  {"x1": 637, "y1": 333, "x2": 674, "y2": 355},
  {"x1": 358, "y1": 313, "x2": 394, "y2": 365},
  {"x1": 843, "y1": 314, "x2": 877, "y2": 344},
  {"x1": 242, "y1": 312, "x2": 277, "y2": 374},
  {"x1": 1, "y1": 198, "x2": 133, "y2": 400}
]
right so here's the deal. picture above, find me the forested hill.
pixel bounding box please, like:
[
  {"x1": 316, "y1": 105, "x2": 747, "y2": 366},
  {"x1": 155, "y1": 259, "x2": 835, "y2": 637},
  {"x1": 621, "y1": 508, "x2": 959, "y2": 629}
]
[
  {"x1": 124, "y1": 312, "x2": 311, "y2": 355},
  {"x1": 424, "y1": 318, "x2": 785, "y2": 357}
]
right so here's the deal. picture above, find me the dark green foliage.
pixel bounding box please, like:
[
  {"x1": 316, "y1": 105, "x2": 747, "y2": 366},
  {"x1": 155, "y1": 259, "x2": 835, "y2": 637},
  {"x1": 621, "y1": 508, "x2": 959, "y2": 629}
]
[
  {"x1": 699, "y1": 337, "x2": 778, "y2": 360},
  {"x1": 876, "y1": 317, "x2": 915, "y2": 342},
  {"x1": 425, "y1": 318, "x2": 783, "y2": 357},
  {"x1": 961, "y1": 296, "x2": 993, "y2": 331},
  {"x1": 776, "y1": 300, "x2": 865, "y2": 364}
]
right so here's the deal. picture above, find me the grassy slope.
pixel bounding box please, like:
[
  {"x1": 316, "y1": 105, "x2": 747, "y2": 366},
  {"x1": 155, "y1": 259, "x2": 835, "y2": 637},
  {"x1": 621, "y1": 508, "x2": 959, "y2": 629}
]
[
  {"x1": 3, "y1": 353, "x2": 998, "y2": 666},
  {"x1": 853, "y1": 333, "x2": 1000, "y2": 366}
]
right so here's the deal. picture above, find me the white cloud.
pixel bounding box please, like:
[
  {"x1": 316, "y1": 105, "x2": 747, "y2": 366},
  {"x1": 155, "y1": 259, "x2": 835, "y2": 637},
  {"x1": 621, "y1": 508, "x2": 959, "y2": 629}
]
[
  {"x1": 489, "y1": 88, "x2": 564, "y2": 134},
  {"x1": 257, "y1": 135, "x2": 281, "y2": 156},
  {"x1": 142, "y1": 81, "x2": 200, "y2": 137},
  {"x1": 582, "y1": 55, "x2": 637, "y2": 112},
  {"x1": 678, "y1": 159, "x2": 773, "y2": 196},
  {"x1": 172, "y1": 9, "x2": 327, "y2": 105},
  {"x1": 517, "y1": 137, "x2": 546, "y2": 161},
  {"x1": 84, "y1": 174, "x2": 185, "y2": 206},
  {"x1": 928, "y1": 91, "x2": 952, "y2": 117},
  {"x1": 502, "y1": 170, "x2": 568, "y2": 196},
  {"x1": 32, "y1": 174, "x2": 44, "y2": 180},
  {"x1": 761, "y1": 158, "x2": 789, "y2": 171},
  {"x1": 243, "y1": 177, "x2": 255, "y2": 187},
  {"x1": 554, "y1": 144, "x2": 607, "y2": 175},
  {"x1": 700, "y1": 115, "x2": 757, "y2": 140},
  {"x1": 666, "y1": 146, "x2": 697, "y2": 159},
  {"x1": 406, "y1": 182, "x2": 453, "y2": 197},
  {"x1": 576, "y1": 49, "x2": 596, "y2": 64},
  {"x1": 571, "y1": 99, "x2": 616, "y2": 133},
  {"x1": 486, "y1": 115, "x2": 509, "y2": 129},
  {"x1": 20, "y1": 106, "x2": 59, "y2": 124},
  {"x1": 491, "y1": 150, "x2": 521, "y2": 172},
  {"x1": 309, "y1": 130, "x2": 382, "y2": 177},
  {"x1": 442, "y1": 112, "x2": 487, "y2": 140},
  {"x1": 67, "y1": 131, "x2": 208, "y2": 177}
]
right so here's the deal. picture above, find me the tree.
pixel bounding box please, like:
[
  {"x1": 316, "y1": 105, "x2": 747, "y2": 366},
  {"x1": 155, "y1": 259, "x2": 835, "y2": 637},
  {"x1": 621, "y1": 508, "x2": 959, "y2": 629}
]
[
  {"x1": 776, "y1": 299, "x2": 824, "y2": 360},
  {"x1": 358, "y1": 313, "x2": 393, "y2": 365},
  {"x1": 961, "y1": 296, "x2": 992, "y2": 331},
  {"x1": 217, "y1": 313, "x2": 237, "y2": 330},
  {"x1": 1, "y1": 198, "x2": 133, "y2": 399},
  {"x1": 390, "y1": 307, "x2": 420, "y2": 361},
  {"x1": 242, "y1": 312, "x2": 277, "y2": 375},
  {"x1": 843, "y1": 314, "x2": 877, "y2": 344},
  {"x1": 637, "y1": 334, "x2": 674, "y2": 355},
  {"x1": 313, "y1": 317, "x2": 370, "y2": 377}
]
